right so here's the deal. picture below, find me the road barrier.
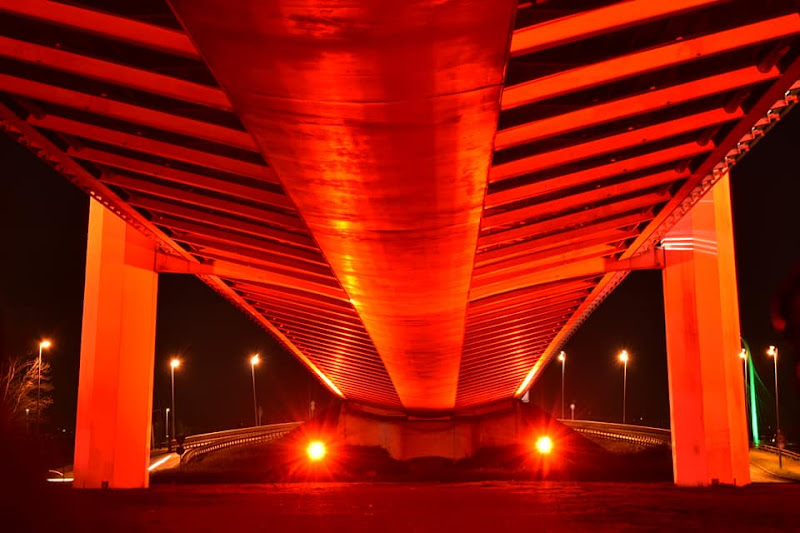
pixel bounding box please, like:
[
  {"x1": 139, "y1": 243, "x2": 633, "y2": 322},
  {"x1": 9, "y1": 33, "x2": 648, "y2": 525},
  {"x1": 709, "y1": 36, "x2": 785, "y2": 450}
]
[
  {"x1": 757, "y1": 443, "x2": 800, "y2": 461},
  {"x1": 180, "y1": 422, "x2": 303, "y2": 464},
  {"x1": 561, "y1": 419, "x2": 671, "y2": 448}
]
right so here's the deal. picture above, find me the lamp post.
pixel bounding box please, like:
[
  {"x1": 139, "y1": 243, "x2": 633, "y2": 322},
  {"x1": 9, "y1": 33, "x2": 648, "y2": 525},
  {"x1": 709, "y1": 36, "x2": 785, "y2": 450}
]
[
  {"x1": 619, "y1": 350, "x2": 629, "y2": 424},
  {"x1": 37, "y1": 340, "x2": 51, "y2": 434},
  {"x1": 169, "y1": 358, "x2": 180, "y2": 450},
  {"x1": 739, "y1": 349, "x2": 749, "y2": 433},
  {"x1": 557, "y1": 351, "x2": 566, "y2": 419},
  {"x1": 570, "y1": 402, "x2": 575, "y2": 421},
  {"x1": 250, "y1": 354, "x2": 260, "y2": 426},
  {"x1": 165, "y1": 407, "x2": 170, "y2": 445},
  {"x1": 767, "y1": 345, "x2": 782, "y2": 468}
]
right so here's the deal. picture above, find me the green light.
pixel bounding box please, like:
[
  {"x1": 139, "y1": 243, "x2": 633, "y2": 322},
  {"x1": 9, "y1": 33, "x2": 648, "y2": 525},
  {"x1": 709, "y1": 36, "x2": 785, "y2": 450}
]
[
  {"x1": 742, "y1": 339, "x2": 759, "y2": 445},
  {"x1": 748, "y1": 352, "x2": 759, "y2": 445}
]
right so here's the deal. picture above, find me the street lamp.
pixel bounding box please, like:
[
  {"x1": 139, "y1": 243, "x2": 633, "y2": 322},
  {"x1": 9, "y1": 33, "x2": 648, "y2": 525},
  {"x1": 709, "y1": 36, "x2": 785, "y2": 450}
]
[
  {"x1": 165, "y1": 407, "x2": 170, "y2": 445},
  {"x1": 37, "y1": 340, "x2": 51, "y2": 434},
  {"x1": 619, "y1": 350, "x2": 629, "y2": 424},
  {"x1": 250, "y1": 353, "x2": 260, "y2": 427},
  {"x1": 739, "y1": 349, "x2": 749, "y2": 428},
  {"x1": 557, "y1": 351, "x2": 566, "y2": 419},
  {"x1": 169, "y1": 358, "x2": 180, "y2": 450},
  {"x1": 570, "y1": 402, "x2": 575, "y2": 421},
  {"x1": 767, "y1": 345, "x2": 782, "y2": 468}
]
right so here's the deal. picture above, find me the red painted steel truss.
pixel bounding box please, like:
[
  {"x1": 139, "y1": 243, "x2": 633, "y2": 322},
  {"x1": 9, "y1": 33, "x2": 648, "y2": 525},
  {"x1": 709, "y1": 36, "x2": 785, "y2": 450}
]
[{"x1": 1, "y1": 0, "x2": 799, "y2": 413}]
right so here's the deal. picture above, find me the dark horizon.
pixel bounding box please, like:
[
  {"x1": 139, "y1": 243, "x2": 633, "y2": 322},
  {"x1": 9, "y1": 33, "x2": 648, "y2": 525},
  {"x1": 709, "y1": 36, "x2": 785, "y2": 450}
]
[{"x1": 1, "y1": 109, "x2": 799, "y2": 441}]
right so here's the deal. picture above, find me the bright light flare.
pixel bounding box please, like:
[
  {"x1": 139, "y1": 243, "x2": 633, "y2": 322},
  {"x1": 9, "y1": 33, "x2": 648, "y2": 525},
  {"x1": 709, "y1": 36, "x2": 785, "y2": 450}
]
[
  {"x1": 170, "y1": 358, "x2": 181, "y2": 369},
  {"x1": 557, "y1": 351, "x2": 565, "y2": 362},
  {"x1": 739, "y1": 349, "x2": 747, "y2": 360},
  {"x1": 250, "y1": 353, "x2": 260, "y2": 366},
  {"x1": 535, "y1": 436, "x2": 554, "y2": 455},
  {"x1": 767, "y1": 345, "x2": 778, "y2": 358},
  {"x1": 306, "y1": 440, "x2": 327, "y2": 462},
  {"x1": 40, "y1": 340, "x2": 51, "y2": 349},
  {"x1": 619, "y1": 350, "x2": 629, "y2": 363}
]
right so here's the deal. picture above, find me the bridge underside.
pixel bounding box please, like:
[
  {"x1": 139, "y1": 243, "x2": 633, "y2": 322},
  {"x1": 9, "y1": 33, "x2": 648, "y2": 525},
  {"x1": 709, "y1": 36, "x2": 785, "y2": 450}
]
[
  {"x1": 2, "y1": 1, "x2": 799, "y2": 418},
  {"x1": 167, "y1": 0, "x2": 517, "y2": 414},
  {"x1": 3, "y1": 0, "x2": 799, "y2": 489},
  {"x1": 2, "y1": 0, "x2": 798, "y2": 415}
]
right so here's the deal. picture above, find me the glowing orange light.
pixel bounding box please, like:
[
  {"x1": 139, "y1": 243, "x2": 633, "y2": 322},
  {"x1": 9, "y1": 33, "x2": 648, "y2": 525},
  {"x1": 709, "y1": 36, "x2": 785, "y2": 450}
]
[
  {"x1": 535, "y1": 436, "x2": 553, "y2": 455},
  {"x1": 619, "y1": 350, "x2": 629, "y2": 363},
  {"x1": 767, "y1": 345, "x2": 778, "y2": 358},
  {"x1": 306, "y1": 440, "x2": 327, "y2": 462},
  {"x1": 170, "y1": 358, "x2": 181, "y2": 369},
  {"x1": 40, "y1": 340, "x2": 52, "y2": 349},
  {"x1": 250, "y1": 353, "x2": 260, "y2": 366},
  {"x1": 557, "y1": 351, "x2": 565, "y2": 362}
]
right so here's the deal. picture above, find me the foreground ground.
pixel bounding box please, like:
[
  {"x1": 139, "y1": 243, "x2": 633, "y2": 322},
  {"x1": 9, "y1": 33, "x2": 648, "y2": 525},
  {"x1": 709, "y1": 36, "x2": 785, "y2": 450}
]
[{"x1": 15, "y1": 481, "x2": 800, "y2": 532}]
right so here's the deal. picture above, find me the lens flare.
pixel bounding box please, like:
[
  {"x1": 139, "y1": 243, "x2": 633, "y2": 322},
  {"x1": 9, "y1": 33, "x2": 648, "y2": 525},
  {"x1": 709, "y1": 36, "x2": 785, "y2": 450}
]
[
  {"x1": 306, "y1": 440, "x2": 327, "y2": 461},
  {"x1": 535, "y1": 435, "x2": 553, "y2": 455}
]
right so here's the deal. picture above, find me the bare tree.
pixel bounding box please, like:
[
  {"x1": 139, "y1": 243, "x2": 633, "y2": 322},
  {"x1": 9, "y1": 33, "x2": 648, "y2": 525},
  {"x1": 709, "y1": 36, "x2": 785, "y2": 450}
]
[{"x1": 0, "y1": 354, "x2": 53, "y2": 427}]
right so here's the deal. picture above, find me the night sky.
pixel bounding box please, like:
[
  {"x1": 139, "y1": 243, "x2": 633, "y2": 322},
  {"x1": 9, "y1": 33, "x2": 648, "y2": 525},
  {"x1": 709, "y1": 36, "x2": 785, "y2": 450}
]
[{"x1": 1, "y1": 109, "x2": 799, "y2": 441}]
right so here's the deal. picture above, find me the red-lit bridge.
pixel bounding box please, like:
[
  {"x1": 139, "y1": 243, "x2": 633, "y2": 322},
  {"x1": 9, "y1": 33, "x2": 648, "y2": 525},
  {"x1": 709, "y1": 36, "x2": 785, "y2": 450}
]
[{"x1": 2, "y1": 0, "x2": 799, "y2": 488}]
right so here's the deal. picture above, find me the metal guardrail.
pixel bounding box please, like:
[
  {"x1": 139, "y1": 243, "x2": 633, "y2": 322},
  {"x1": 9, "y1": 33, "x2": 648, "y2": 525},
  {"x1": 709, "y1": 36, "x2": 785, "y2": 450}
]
[
  {"x1": 180, "y1": 422, "x2": 303, "y2": 464},
  {"x1": 757, "y1": 444, "x2": 800, "y2": 462},
  {"x1": 561, "y1": 419, "x2": 672, "y2": 448}
]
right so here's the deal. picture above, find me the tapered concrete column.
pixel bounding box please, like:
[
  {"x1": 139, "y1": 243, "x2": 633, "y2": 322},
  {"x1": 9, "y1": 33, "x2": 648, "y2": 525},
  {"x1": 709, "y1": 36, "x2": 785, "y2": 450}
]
[
  {"x1": 73, "y1": 199, "x2": 158, "y2": 489},
  {"x1": 661, "y1": 173, "x2": 750, "y2": 486}
]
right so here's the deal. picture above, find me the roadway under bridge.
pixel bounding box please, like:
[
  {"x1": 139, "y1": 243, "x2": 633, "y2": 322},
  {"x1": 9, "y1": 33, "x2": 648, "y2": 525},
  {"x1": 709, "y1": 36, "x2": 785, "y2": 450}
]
[{"x1": 1, "y1": 0, "x2": 799, "y2": 488}]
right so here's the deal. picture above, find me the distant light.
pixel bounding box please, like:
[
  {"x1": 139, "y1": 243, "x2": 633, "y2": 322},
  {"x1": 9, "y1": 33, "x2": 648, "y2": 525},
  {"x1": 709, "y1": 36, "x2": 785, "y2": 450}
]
[
  {"x1": 558, "y1": 351, "x2": 566, "y2": 362},
  {"x1": 739, "y1": 349, "x2": 747, "y2": 360},
  {"x1": 306, "y1": 440, "x2": 327, "y2": 462},
  {"x1": 46, "y1": 477, "x2": 73, "y2": 483},
  {"x1": 170, "y1": 358, "x2": 181, "y2": 369},
  {"x1": 40, "y1": 340, "x2": 51, "y2": 349},
  {"x1": 535, "y1": 436, "x2": 553, "y2": 455},
  {"x1": 250, "y1": 353, "x2": 260, "y2": 366},
  {"x1": 767, "y1": 345, "x2": 778, "y2": 358},
  {"x1": 619, "y1": 350, "x2": 629, "y2": 363}
]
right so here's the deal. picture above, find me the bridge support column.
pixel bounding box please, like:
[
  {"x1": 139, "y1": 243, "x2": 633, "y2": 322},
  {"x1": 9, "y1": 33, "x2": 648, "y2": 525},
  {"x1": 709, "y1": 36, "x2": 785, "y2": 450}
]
[
  {"x1": 73, "y1": 199, "x2": 159, "y2": 489},
  {"x1": 661, "y1": 174, "x2": 750, "y2": 486}
]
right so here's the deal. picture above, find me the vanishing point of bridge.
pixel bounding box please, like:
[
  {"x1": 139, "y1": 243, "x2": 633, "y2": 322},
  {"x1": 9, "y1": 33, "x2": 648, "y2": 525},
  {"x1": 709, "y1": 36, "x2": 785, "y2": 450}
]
[{"x1": 2, "y1": 0, "x2": 799, "y2": 488}]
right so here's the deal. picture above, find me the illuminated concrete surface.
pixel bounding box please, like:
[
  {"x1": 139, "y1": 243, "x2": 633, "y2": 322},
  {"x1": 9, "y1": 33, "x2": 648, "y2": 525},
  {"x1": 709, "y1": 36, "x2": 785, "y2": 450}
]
[
  {"x1": 662, "y1": 174, "x2": 750, "y2": 486},
  {"x1": 168, "y1": 0, "x2": 516, "y2": 413},
  {"x1": 73, "y1": 198, "x2": 158, "y2": 489}
]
